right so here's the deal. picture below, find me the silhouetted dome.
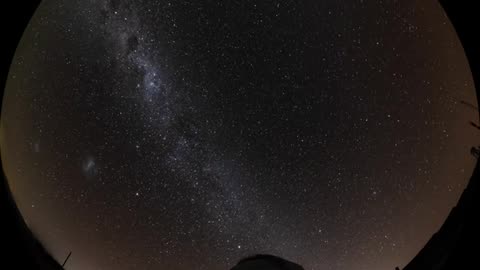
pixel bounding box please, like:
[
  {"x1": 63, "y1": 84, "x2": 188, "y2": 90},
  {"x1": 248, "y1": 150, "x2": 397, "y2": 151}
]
[{"x1": 230, "y1": 254, "x2": 304, "y2": 270}]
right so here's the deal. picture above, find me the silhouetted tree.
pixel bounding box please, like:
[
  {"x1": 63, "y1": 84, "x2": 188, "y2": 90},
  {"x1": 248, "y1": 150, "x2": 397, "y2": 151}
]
[
  {"x1": 470, "y1": 146, "x2": 480, "y2": 158},
  {"x1": 469, "y1": 121, "x2": 480, "y2": 130}
]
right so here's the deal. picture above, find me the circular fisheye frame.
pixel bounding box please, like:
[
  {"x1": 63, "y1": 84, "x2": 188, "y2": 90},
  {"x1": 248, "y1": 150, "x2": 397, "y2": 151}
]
[{"x1": 1, "y1": 1, "x2": 478, "y2": 270}]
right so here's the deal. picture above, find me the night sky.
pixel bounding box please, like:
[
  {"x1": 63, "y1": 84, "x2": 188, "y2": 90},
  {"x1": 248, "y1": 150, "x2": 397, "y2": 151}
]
[{"x1": 1, "y1": 1, "x2": 479, "y2": 270}]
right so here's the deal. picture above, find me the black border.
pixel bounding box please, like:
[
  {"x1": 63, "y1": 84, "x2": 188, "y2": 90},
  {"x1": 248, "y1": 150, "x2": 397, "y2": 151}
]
[{"x1": 0, "y1": 1, "x2": 478, "y2": 269}]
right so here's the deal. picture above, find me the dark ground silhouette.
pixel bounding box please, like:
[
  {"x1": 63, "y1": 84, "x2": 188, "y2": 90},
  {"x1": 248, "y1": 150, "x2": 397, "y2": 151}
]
[
  {"x1": 400, "y1": 2, "x2": 480, "y2": 269},
  {"x1": 0, "y1": 167, "x2": 64, "y2": 269},
  {"x1": 230, "y1": 254, "x2": 305, "y2": 270}
]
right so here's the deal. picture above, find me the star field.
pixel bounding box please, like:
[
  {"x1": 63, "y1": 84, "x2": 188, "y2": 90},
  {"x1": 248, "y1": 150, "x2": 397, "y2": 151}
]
[{"x1": 1, "y1": 1, "x2": 479, "y2": 270}]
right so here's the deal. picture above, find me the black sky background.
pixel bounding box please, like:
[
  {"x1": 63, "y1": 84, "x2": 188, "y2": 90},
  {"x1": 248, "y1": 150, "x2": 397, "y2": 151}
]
[{"x1": 1, "y1": 1, "x2": 480, "y2": 270}]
